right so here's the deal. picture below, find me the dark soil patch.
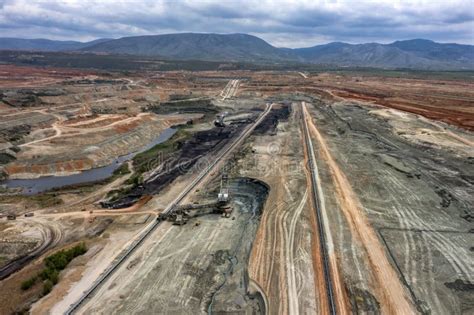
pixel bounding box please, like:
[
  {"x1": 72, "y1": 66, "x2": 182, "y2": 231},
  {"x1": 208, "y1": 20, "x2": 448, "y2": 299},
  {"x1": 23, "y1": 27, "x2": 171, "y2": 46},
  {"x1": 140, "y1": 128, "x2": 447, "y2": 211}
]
[
  {"x1": 445, "y1": 279, "x2": 474, "y2": 292},
  {"x1": 252, "y1": 104, "x2": 290, "y2": 135},
  {"x1": 0, "y1": 124, "x2": 31, "y2": 143},
  {"x1": 144, "y1": 98, "x2": 219, "y2": 115},
  {"x1": 0, "y1": 152, "x2": 16, "y2": 165}
]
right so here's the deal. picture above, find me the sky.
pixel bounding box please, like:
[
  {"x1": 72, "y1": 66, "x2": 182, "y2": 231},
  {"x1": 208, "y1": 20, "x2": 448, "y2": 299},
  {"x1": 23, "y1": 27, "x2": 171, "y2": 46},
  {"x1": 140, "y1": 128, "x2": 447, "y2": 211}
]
[{"x1": 0, "y1": 0, "x2": 473, "y2": 47}]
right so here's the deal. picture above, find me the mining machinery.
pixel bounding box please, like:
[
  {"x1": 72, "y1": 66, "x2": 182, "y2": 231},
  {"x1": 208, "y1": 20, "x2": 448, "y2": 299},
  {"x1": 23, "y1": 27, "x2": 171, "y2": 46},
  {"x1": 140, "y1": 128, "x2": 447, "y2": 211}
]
[
  {"x1": 159, "y1": 173, "x2": 232, "y2": 225},
  {"x1": 214, "y1": 112, "x2": 228, "y2": 127}
]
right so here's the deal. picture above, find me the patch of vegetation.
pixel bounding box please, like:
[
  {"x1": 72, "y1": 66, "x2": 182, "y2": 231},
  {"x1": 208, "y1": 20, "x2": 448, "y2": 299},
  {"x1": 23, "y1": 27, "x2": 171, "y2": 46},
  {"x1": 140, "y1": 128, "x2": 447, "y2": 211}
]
[
  {"x1": 0, "y1": 152, "x2": 16, "y2": 165},
  {"x1": 20, "y1": 276, "x2": 37, "y2": 290},
  {"x1": 42, "y1": 280, "x2": 53, "y2": 295},
  {"x1": 132, "y1": 128, "x2": 191, "y2": 174},
  {"x1": 125, "y1": 173, "x2": 143, "y2": 186},
  {"x1": 0, "y1": 50, "x2": 264, "y2": 71},
  {"x1": 112, "y1": 162, "x2": 131, "y2": 176},
  {"x1": 144, "y1": 98, "x2": 220, "y2": 122},
  {"x1": 0, "y1": 193, "x2": 63, "y2": 208},
  {"x1": 29, "y1": 193, "x2": 63, "y2": 208},
  {"x1": 20, "y1": 243, "x2": 87, "y2": 295}
]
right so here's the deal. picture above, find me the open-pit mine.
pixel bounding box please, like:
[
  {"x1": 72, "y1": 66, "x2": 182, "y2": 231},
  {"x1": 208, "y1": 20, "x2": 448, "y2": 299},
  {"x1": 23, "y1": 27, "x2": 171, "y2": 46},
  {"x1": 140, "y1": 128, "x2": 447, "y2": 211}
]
[{"x1": 0, "y1": 64, "x2": 472, "y2": 315}]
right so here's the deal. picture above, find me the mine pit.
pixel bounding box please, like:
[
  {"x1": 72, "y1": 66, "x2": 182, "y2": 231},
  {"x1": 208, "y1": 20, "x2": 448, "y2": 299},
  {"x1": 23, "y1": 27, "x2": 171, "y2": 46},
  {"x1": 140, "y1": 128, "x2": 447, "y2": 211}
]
[{"x1": 206, "y1": 177, "x2": 269, "y2": 314}]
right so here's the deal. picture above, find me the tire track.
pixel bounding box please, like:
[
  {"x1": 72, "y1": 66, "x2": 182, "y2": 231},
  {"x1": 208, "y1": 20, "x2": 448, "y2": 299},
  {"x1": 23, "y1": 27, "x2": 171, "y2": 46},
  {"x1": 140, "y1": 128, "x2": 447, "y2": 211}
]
[
  {"x1": 386, "y1": 169, "x2": 471, "y2": 279},
  {"x1": 303, "y1": 101, "x2": 416, "y2": 314}
]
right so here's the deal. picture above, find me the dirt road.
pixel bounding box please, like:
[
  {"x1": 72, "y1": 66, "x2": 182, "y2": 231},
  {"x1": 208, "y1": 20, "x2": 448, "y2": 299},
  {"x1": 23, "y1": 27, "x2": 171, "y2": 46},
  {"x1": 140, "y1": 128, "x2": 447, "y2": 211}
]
[
  {"x1": 220, "y1": 79, "x2": 240, "y2": 100},
  {"x1": 298, "y1": 72, "x2": 308, "y2": 79},
  {"x1": 301, "y1": 102, "x2": 350, "y2": 314},
  {"x1": 0, "y1": 217, "x2": 63, "y2": 280},
  {"x1": 244, "y1": 103, "x2": 323, "y2": 314}
]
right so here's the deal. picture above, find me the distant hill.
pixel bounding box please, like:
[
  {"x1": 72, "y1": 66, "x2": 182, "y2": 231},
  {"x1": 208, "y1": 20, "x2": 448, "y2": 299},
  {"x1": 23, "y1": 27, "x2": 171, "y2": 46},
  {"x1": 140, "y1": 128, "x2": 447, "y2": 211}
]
[
  {"x1": 81, "y1": 35, "x2": 474, "y2": 69},
  {"x1": 81, "y1": 33, "x2": 294, "y2": 62},
  {"x1": 388, "y1": 39, "x2": 474, "y2": 63},
  {"x1": 1, "y1": 34, "x2": 473, "y2": 70},
  {"x1": 291, "y1": 39, "x2": 474, "y2": 70},
  {"x1": 0, "y1": 38, "x2": 112, "y2": 51}
]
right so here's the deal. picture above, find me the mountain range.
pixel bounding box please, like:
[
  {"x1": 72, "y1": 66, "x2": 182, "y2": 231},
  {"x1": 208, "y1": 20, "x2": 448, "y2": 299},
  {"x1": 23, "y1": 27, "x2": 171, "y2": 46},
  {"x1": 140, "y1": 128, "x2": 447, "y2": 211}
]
[
  {"x1": 1, "y1": 33, "x2": 473, "y2": 70},
  {"x1": 0, "y1": 38, "x2": 112, "y2": 52}
]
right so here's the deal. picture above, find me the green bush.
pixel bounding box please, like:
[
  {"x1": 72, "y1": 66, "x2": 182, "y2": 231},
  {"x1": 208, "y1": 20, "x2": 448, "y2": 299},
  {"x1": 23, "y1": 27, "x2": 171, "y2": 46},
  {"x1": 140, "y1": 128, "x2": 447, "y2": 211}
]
[
  {"x1": 44, "y1": 242, "x2": 88, "y2": 271},
  {"x1": 112, "y1": 163, "x2": 130, "y2": 176},
  {"x1": 45, "y1": 252, "x2": 68, "y2": 270},
  {"x1": 21, "y1": 276, "x2": 37, "y2": 290},
  {"x1": 50, "y1": 269, "x2": 59, "y2": 285},
  {"x1": 39, "y1": 268, "x2": 59, "y2": 284},
  {"x1": 75, "y1": 243, "x2": 87, "y2": 255},
  {"x1": 42, "y1": 280, "x2": 53, "y2": 296},
  {"x1": 20, "y1": 243, "x2": 87, "y2": 294},
  {"x1": 29, "y1": 194, "x2": 63, "y2": 208}
]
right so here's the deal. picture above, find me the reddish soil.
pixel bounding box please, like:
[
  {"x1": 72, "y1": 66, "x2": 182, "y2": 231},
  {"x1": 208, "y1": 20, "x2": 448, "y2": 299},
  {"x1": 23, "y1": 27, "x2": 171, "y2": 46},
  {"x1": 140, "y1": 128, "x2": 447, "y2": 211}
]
[
  {"x1": 239, "y1": 71, "x2": 474, "y2": 131},
  {"x1": 5, "y1": 159, "x2": 95, "y2": 177},
  {"x1": 61, "y1": 115, "x2": 99, "y2": 126},
  {"x1": 0, "y1": 65, "x2": 96, "y2": 88},
  {"x1": 332, "y1": 89, "x2": 474, "y2": 130},
  {"x1": 113, "y1": 119, "x2": 142, "y2": 133},
  {"x1": 305, "y1": 75, "x2": 474, "y2": 131},
  {"x1": 63, "y1": 116, "x2": 128, "y2": 129}
]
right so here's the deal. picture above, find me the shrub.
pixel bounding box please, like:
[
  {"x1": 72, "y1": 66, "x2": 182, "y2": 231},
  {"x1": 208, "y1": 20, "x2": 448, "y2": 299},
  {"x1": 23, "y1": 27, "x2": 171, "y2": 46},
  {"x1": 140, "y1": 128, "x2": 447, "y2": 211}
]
[
  {"x1": 20, "y1": 243, "x2": 88, "y2": 294},
  {"x1": 73, "y1": 243, "x2": 87, "y2": 256},
  {"x1": 44, "y1": 243, "x2": 87, "y2": 271},
  {"x1": 45, "y1": 252, "x2": 68, "y2": 270},
  {"x1": 49, "y1": 269, "x2": 59, "y2": 285},
  {"x1": 42, "y1": 280, "x2": 53, "y2": 295},
  {"x1": 21, "y1": 276, "x2": 37, "y2": 290},
  {"x1": 113, "y1": 163, "x2": 130, "y2": 176},
  {"x1": 39, "y1": 268, "x2": 59, "y2": 284}
]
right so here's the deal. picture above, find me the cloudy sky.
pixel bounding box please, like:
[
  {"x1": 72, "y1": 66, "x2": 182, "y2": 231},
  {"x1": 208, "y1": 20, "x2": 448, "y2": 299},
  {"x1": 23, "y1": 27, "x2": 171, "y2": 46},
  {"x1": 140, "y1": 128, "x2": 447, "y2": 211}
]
[{"x1": 0, "y1": 0, "x2": 473, "y2": 47}]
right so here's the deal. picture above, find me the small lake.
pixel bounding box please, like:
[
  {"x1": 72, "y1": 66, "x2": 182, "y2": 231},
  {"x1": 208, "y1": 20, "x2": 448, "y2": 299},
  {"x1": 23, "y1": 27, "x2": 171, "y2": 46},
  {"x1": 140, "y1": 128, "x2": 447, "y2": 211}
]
[{"x1": 2, "y1": 127, "x2": 177, "y2": 195}]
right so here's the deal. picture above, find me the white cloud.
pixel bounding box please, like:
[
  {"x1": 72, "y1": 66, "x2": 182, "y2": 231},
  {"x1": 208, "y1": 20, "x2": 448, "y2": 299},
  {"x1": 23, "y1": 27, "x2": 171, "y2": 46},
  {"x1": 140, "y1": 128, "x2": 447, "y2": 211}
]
[{"x1": 0, "y1": 0, "x2": 472, "y2": 46}]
